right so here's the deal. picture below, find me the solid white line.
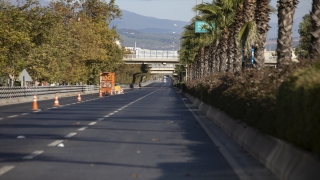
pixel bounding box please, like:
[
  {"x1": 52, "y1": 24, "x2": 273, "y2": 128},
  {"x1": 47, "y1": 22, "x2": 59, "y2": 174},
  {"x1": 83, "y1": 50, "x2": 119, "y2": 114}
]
[
  {"x1": 183, "y1": 101, "x2": 252, "y2": 180},
  {"x1": 88, "y1": 122, "x2": 96, "y2": 126},
  {"x1": 65, "y1": 132, "x2": 77, "y2": 138},
  {"x1": 0, "y1": 166, "x2": 15, "y2": 176},
  {"x1": 23, "y1": 150, "x2": 43, "y2": 160},
  {"x1": 78, "y1": 127, "x2": 87, "y2": 131},
  {"x1": 8, "y1": 115, "x2": 18, "y2": 118},
  {"x1": 48, "y1": 140, "x2": 64, "y2": 146}
]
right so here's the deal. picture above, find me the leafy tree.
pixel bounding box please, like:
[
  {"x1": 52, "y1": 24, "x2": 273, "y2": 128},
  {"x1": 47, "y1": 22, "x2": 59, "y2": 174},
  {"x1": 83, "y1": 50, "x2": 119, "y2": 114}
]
[{"x1": 295, "y1": 14, "x2": 312, "y2": 58}]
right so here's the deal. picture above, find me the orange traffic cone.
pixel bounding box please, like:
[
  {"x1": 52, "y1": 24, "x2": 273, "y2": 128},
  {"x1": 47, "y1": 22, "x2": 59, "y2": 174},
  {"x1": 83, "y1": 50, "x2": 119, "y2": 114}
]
[
  {"x1": 53, "y1": 93, "x2": 59, "y2": 106},
  {"x1": 31, "y1": 94, "x2": 38, "y2": 110},
  {"x1": 77, "y1": 92, "x2": 81, "y2": 102},
  {"x1": 99, "y1": 91, "x2": 102, "y2": 98}
]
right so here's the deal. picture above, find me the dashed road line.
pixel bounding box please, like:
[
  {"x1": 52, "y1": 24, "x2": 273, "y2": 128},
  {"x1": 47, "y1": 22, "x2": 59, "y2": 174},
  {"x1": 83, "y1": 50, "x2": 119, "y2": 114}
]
[
  {"x1": 0, "y1": 166, "x2": 15, "y2": 176},
  {"x1": 0, "y1": 118, "x2": 3, "y2": 121},
  {"x1": 65, "y1": 132, "x2": 77, "y2": 138},
  {"x1": 97, "y1": 118, "x2": 104, "y2": 121},
  {"x1": 48, "y1": 140, "x2": 64, "y2": 147},
  {"x1": 104, "y1": 115, "x2": 110, "y2": 118},
  {"x1": 78, "y1": 127, "x2": 88, "y2": 131},
  {"x1": 23, "y1": 150, "x2": 43, "y2": 160},
  {"x1": 88, "y1": 122, "x2": 96, "y2": 126},
  {"x1": 114, "y1": 111, "x2": 118, "y2": 113},
  {"x1": 7, "y1": 115, "x2": 18, "y2": 118},
  {"x1": 21, "y1": 113, "x2": 29, "y2": 115},
  {"x1": 109, "y1": 113, "x2": 114, "y2": 116}
]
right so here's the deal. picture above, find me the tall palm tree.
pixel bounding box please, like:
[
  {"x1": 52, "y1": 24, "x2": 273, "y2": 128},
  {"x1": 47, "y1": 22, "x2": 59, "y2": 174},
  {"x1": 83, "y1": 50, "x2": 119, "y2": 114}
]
[
  {"x1": 309, "y1": 0, "x2": 320, "y2": 58},
  {"x1": 195, "y1": 0, "x2": 235, "y2": 72},
  {"x1": 276, "y1": 0, "x2": 299, "y2": 65}
]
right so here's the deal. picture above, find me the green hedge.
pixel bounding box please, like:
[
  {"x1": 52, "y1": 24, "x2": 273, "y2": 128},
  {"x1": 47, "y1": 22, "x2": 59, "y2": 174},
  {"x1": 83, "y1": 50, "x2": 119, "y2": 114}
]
[
  {"x1": 276, "y1": 64, "x2": 320, "y2": 153},
  {"x1": 181, "y1": 62, "x2": 320, "y2": 154}
]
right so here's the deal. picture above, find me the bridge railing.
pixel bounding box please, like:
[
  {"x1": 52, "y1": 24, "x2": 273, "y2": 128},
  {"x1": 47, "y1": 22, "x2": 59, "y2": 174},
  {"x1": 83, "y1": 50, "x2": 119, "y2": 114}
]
[{"x1": 124, "y1": 50, "x2": 179, "y2": 59}]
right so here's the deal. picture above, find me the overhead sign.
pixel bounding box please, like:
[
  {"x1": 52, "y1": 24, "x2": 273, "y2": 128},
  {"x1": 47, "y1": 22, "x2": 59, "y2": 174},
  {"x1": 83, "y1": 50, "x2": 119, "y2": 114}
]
[{"x1": 195, "y1": 21, "x2": 213, "y2": 33}]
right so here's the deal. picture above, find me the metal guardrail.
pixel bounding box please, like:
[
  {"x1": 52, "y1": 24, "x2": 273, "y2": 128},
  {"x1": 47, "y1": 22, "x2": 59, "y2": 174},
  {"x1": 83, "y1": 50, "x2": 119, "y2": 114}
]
[{"x1": 0, "y1": 85, "x2": 98, "y2": 99}]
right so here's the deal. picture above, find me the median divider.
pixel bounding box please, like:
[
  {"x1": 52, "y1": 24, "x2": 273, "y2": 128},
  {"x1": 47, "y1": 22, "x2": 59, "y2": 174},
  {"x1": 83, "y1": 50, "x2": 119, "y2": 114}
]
[{"x1": 182, "y1": 91, "x2": 320, "y2": 180}]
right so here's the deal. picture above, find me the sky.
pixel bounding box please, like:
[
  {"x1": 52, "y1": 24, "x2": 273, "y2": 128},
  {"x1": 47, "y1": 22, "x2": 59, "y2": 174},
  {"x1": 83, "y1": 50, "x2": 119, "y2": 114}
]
[{"x1": 114, "y1": 0, "x2": 313, "y2": 23}]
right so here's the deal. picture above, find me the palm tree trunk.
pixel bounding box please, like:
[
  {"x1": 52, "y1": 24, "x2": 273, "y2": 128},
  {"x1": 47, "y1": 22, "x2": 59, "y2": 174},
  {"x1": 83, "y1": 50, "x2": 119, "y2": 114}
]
[
  {"x1": 276, "y1": 0, "x2": 299, "y2": 65},
  {"x1": 309, "y1": 0, "x2": 320, "y2": 58},
  {"x1": 219, "y1": 28, "x2": 230, "y2": 72},
  {"x1": 233, "y1": 0, "x2": 256, "y2": 71},
  {"x1": 229, "y1": 4, "x2": 244, "y2": 72},
  {"x1": 254, "y1": 0, "x2": 271, "y2": 68}
]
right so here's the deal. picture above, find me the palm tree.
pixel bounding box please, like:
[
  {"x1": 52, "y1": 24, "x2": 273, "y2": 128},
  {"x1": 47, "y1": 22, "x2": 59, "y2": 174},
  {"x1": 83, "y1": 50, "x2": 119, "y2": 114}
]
[
  {"x1": 309, "y1": 0, "x2": 320, "y2": 58},
  {"x1": 276, "y1": 0, "x2": 299, "y2": 65},
  {"x1": 195, "y1": 0, "x2": 235, "y2": 72}
]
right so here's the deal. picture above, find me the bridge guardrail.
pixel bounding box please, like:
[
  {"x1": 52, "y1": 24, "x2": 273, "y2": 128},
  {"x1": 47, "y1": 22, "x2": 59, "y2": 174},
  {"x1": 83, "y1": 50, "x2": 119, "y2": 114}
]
[
  {"x1": 124, "y1": 50, "x2": 179, "y2": 59},
  {"x1": 0, "y1": 85, "x2": 98, "y2": 99}
]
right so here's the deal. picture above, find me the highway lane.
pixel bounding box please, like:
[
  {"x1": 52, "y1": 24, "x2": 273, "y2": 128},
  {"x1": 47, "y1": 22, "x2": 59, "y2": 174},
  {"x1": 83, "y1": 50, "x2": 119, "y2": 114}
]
[{"x1": 0, "y1": 79, "x2": 279, "y2": 180}]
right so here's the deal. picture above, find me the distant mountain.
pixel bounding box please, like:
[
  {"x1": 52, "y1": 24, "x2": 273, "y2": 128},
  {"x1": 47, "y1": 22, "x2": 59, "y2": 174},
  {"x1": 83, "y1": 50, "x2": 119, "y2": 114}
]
[
  {"x1": 111, "y1": 10, "x2": 303, "y2": 50},
  {"x1": 110, "y1": 10, "x2": 189, "y2": 34}
]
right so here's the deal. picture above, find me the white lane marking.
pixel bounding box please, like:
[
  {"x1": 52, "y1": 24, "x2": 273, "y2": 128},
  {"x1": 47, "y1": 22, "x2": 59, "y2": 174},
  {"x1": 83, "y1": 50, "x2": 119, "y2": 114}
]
[
  {"x1": 114, "y1": 111, "x2": 118, "y2": 113},
  {"x1": 118, "y1": 109, "x2": 122, "y2": 111},
  {"x1": 88, "y1": 122, "x2": 96, "y2": 126},
  {"x1": 182, "y1": 100, "x2": 252, "y2": 180},
  {"x1": 23, "y1": 150, "x2": 43, "y2": 159},
  {"x1": 71, "y1": 103, "x2": 76, "y2": 105},
  {"x1": 65, "y1": 104, "x2": 70, "y2": 106},
  {"x1": 65, "y1": 132, "x2": 77, "y2": 138},
  {"x1": 109, "y1": 113, "x2": 114, "y2": 115},
  {"x1": 97, "y1": 118, "x2": 104, "y2": 121},
  {"x1": 0, "y1": 118, "x2": 3, "y2": 121},
  {"x1": 0, "y1": 166, "x2": 15, "y2": 176},
  {"x1": 104, "y1": 115, "x2": 110, "y2": 118},
  {"x1": 78, "y1": 127, "x2": 88, "y2": 131},
  {"x1": 21, "y1": 113, "x2": 29, "y2": 116},
  {"x1": 34, "y1": 110, "x2": 41, "y2": 112},
  {"x1": 47, "y1": 108, "x2": 52, "y2": 110},
  {"x1": 8, "y1": 115, "x2": 18, "y2": 118},
  {"x1": 52, "y1": 107, "x2": 58, "y2": 109},
  {"x1": 48, "y1": 140, "x2": 64, "y2": 146}
]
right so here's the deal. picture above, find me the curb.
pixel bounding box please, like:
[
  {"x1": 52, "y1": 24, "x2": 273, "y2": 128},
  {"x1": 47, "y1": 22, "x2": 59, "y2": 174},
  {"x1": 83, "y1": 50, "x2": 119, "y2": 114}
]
[{"x1": 183, "y1": 92, "x2": 320, "y2": 180}]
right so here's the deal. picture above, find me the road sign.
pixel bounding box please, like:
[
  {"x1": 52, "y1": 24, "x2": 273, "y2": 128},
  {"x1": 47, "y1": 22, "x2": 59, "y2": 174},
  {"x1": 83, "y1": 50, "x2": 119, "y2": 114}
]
[{"x1": 195, "y1": 21, "x2": 213, "y2": 33}]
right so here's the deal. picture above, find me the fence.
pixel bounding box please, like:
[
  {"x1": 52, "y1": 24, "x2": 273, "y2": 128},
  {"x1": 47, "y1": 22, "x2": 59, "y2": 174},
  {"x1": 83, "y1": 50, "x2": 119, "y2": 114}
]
[
  {"x1": 125, "y1": 50, "x2": 179, "y2": 59},
  {"x1": 0, "y1": 85, "x2": 99, "y2": 99}
]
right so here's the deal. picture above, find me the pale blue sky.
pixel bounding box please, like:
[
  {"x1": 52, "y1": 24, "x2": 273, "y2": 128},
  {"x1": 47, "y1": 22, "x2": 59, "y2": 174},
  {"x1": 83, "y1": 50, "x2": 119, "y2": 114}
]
[{"x1": 115, "y1": 0, "x2": 313, "y2": 23}]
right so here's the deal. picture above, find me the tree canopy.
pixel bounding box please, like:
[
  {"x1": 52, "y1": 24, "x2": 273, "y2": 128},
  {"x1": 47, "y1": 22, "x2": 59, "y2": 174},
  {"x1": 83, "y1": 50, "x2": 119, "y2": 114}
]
[{"x1": 0, "y1": 0, "x2": 123, "y2": 85}]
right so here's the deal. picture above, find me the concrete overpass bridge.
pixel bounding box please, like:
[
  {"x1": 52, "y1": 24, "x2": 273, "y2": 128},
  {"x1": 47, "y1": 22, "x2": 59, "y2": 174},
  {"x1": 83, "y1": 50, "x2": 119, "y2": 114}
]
[{"x1": 123, "y1": 50, "x2": 179, "y2": 74}]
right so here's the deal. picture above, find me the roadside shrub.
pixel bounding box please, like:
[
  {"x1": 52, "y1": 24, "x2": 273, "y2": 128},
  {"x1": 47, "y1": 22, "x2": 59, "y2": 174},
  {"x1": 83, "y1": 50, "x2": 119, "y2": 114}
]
[
  {"x1": 276, "y1": 63, "x2": 320, "y2": 153},
  {"x1": 182, "y1": 60, "x2": 320, "y2": 154}
]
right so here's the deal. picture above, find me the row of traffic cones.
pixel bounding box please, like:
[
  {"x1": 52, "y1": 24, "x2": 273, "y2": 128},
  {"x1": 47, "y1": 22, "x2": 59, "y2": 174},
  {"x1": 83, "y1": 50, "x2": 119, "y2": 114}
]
[{"x1": 32, "y1": 92, "x2": 84, "y2": 111}]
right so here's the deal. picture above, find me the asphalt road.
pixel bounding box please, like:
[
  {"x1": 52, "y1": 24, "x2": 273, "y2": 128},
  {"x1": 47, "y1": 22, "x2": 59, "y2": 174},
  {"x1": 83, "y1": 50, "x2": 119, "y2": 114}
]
[{"x1": 0, "y1": 78, "x2": 279, "y2": 180}]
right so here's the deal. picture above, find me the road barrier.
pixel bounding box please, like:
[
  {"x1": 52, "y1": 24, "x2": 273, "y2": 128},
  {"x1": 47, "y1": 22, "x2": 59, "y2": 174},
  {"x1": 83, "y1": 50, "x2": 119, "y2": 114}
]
[{"x1": 0, "y1": 85, "x2": 98, "y2": 99}]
